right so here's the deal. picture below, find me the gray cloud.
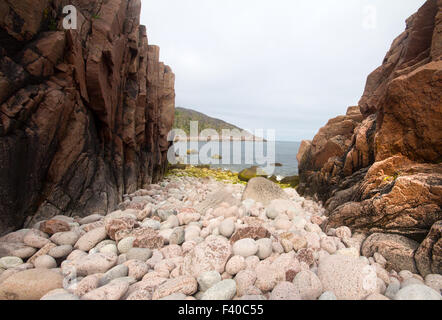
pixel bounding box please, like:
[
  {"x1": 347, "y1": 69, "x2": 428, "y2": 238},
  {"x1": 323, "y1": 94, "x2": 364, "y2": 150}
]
[{"x1": 141, "y1": 0, "x2": 426, "y2": 141}]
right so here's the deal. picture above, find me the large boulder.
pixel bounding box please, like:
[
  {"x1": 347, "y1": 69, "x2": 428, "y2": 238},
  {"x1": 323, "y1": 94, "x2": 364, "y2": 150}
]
[
  {"x1": 242, "y1": 177, "x2": 289, "y2": 206},
  {"x1": 361, "y1": 233, "x2": 420, "y2": 273}
]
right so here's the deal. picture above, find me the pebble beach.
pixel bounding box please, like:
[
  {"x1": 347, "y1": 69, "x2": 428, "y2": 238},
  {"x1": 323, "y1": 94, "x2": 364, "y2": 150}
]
[{"x1": 0, "y1": 168, "x2": 440, "y2": 300}]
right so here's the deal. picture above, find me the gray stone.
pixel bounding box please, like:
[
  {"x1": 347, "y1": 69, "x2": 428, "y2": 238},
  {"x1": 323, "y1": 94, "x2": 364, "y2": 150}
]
[
  {"x1": 126, "y1": 248, "x2": 153, "y2": 261},
  {"x1": 197, "y1": 271, "x2": 222, "y2": 292},
  {"x1": 394, "y1": 284, "x2": 441, "y2": 300},
  {"x1": 201, "y1": 279, "x2": 237, "y2": 300},
  {"x1": 99, "y1": 265, "x2": 129, "y2": 286},
  {"x1": 232, "y1": 238, "x2": 258, "y2": 258}
]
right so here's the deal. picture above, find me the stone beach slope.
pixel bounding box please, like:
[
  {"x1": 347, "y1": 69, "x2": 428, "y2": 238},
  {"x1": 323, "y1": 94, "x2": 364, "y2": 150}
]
[{"x1": 0, "y1": 171, "x2": 441, "y2": 300}]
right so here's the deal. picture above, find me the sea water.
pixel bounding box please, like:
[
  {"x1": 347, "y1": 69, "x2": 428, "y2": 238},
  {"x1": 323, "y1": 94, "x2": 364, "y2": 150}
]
[{"x1": 172, "y1": 141, "x2": 301, "y2": 177}]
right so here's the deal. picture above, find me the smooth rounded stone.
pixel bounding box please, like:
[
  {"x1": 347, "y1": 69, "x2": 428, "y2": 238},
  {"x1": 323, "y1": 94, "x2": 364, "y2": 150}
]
[
  {"x1": 292, "y1": 235, "x2": 308, "y2": 251},
  {"x1": 123, "y1": 260, "x2": 149, "y2": 280},
  {"x1": 270, "y1": 281, "x2": 301, "y2": 300},
  {"x1": 394, "y1": 284, "x2": 441, "y2": 300},
  {"x1": 79, "y1": 214, "x2": 104, "y2": 225},
  {"x1": 126, "y1": 248, "x2": 153, "y2": 261},
  {"x1": 169, "y1": 227, "x2": 185, "y2": 245},
  {"x1": 181, "y1": 235, "x2": 232, "y2": 277},
  {"x1": 184, "y1": 228, "x2": 200, "y2": 242},
  {"x1": 376, "y1": 277, "x2": 387, "y2": 295},
  {"x1": 320, "y1": 238, "x2": 337, "y2": 254},
  {"x1": 152, "y1": 276, "x2": 198, "y2": 300},
  {"x1": 117, "y1": 254, "x2": 128, "y2": 265},
  {"x1": 374, "y1": 252, "x2": 387, "y2": 267},
  {"x1": 161, "y1": 245, "x2": 182, "y2": 259},
  {"x1": 66, "y1": 252, "x2": 118, "y2": 277},
  {"x1": 99, "y1": 265, "x2": 129, "y2": 286},
  {"x1": 425, "y1": 274, "x2": 442, "y2": 293},
  {"x1": 335, "y1": 226, "x2": 352, "y2": 239},
  {"x1": 226, "y1": 256, "x2": 246, "y2": 276},
  {"x1": 385, "y1": 278, "x2": 401, "y2": 299},
  {"x1": 256, "y1": 238, "x2": 272, "y2": 260},
  {"x1": 82, "y1": 279, "x2": 130, "y2": 300},
  {"x1": 292, "y1": 217, "x2": 307, "y2": 230},
  {"x1": 232, "y1": 238, "x2": 259, "y2": 258},
  {"x1": 141, "y1": 219, "x2": 161, "y2": 230},
  {"x1": 0, "y1": 257, "x2": 23, "y2": 269},
  {"x1": 318, "y1": 255, "x2": 377, "y2": 300},
  {"x1": 336, "y1": 247, "x2": 360, "y2": 258},
  {"x1": 272, "y1": 241, "x2": 284, "y2": 254},
  {"x1": 255, "y1": 266, "x2": 283, "y2": 293},
  {"x1": 219, "y1": 219, "x2": 235, "y2": 238},
  {"x1": 50, "y1": 231, "x2": 80, "y2": 246},
  {"x1": 281, "y1": 239, "x2": 294, "y2": 253},
  {"x1": 117, "y1": 237, "x2": 135, "y2": 254},
  {"x1": 201, "y1": 279, "x2": 237, "y2": 300},
  {"x1": 160, "y1": 293, "x2": 187, "y2": 300},
  {"x1": 265, "y1": 199, "x2": 297, "y2": 220},
  {"x1": 305, "y1": 223, "x2": 322, "y2": 234},
  {"x1": 318, "y1": 291, "x2": 337, "y2": 300},
  {"x1": 70, "y1": 273, "x2": 100, "y2": 296},
  {"x1": 197, "y1": 271, "x2": 222, "y2": 292},
  {"x1": 48, "y1": 245, "x2": 73, "y2": 259},
  {"x1": 401, "y1": 277, "x2": 424, "y2": 289},
  {"x1": 126, "y1": 289, "x2": 153, "y2": 300},
  {"x1": 99, "y1": 244, "x2": 118, "y2": 255},
  {"x1": 234, "y1": 270, "x2": 258, "y2": 297},
  {"x1": 41, "y1": 288, "x2": 80, "y2": 300},
  {"x1": 0, "y1": 229, "x2": 30, "y2": 243},
  {"x1": 156, "y1": 209, "x2": 177, "y2": 222},
  {"x1": 292, "y1": 270, "x2": 323, "y2": 300},
  {"x1": 159, "y1": 229, "x2": 173, "y2": 244},
  {"x1": 23, "y1": 230, "x2": 51, "y2": 249},
  {"x1": 0, "y1": 269, "x2": 63, "y2": 300},
  {"x1": 274, "y1": 218, "x2": 292, "y2": 231},
  {"x1": 398, "y1": 270, "x2": 413, "y2": 281},
  {"x1": 162, "y1": 215, "x2": 179, "y2": 229},
  {"x1": 66, "y1": 249, "x2": 87, "y2": 261},
  {"x1": 0, "y1": 243, "x2": 36, "y2": 260},
  {"x1": 74, "y1": 227, "x2": 107, "y2": 252},
  {"x1": 34, "y1": 255, "x2": 57, "y2": 269}
]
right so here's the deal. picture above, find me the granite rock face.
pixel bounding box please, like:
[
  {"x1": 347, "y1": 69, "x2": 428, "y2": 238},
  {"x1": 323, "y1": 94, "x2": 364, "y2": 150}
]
[
  {"x1": 298, "y1": 0, "x2": 442, "y2": 242},
  {"x1": 0, "y1": 0, "x2": 175, "y2": 235}
]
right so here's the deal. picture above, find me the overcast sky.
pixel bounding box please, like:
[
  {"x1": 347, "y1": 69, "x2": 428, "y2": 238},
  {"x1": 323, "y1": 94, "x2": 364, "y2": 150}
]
[{"x1": 141, "y1": 0, "x2": 426, "y2": 141}]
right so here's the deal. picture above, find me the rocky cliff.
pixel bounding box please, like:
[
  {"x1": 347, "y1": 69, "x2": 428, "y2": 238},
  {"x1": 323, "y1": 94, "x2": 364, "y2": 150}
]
[
  {"x1": 297, "y1": 0, "x2": 441, "y2": 274},
  {"x1": 0, "y1": 0, "x2": 175, "y2": 235}
]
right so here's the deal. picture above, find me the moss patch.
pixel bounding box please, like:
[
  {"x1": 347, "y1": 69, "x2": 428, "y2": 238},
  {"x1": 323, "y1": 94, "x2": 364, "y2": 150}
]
[{"x1": 166, "y1": 166, "x2": 294, "y2": 189}]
